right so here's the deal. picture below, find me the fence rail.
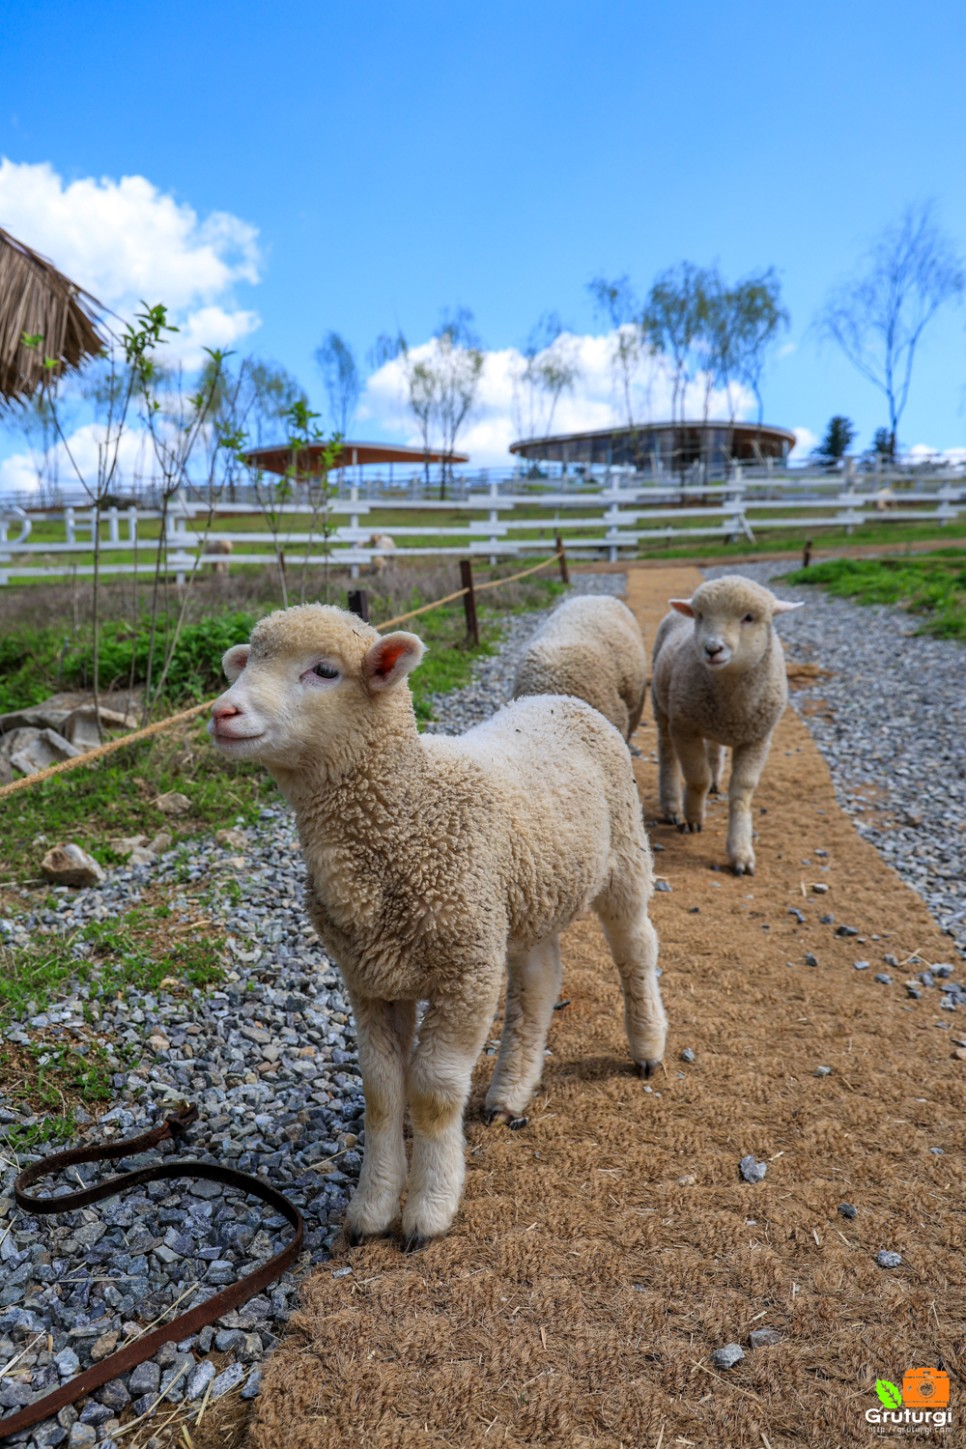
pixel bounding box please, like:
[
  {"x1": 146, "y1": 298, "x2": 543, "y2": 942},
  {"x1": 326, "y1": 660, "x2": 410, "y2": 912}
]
[{"x1": 2, "y1": 469, "x2": 965, "y2": 584}]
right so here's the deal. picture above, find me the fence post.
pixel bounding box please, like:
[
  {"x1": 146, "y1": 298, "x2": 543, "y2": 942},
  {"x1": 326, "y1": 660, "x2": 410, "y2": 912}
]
[
  {"x1": 350, "y1": 484, "x2": 360, "y2": 581},
  {"x1": 488, "y1": 478, "x2": 500, "y2": 567},
  {"x1": 459, "y1": 559, "x2": 479, "y2": 646},
  {"x1": 802, "y1": 538, "x2": 813, "y2": 568},
  {"x1": 347, "y1": 588, "x2": 370, "y2": 622},
  {"x1": 555, "y1": 535, "x2": 570, "y2": 585}
]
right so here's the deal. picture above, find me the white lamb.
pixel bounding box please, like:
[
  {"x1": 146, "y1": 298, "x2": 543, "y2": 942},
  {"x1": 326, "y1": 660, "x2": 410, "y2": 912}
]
[
  {"x1": 210, "y1": 604, "x2": 666, "y2": 1249},
  {"x1": 651, "y1": 576, "x2": 802, "y2": 876},
  {"x1": 512, "y1": 595, "x2": 647, "y2": 741}
]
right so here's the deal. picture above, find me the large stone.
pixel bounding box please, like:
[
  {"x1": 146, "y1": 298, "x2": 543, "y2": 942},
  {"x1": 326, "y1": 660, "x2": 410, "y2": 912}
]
[
  {"x1": 154, "y1": 791, "x2": 192, "y2": 816},
  {"x1": 41, "y1": 843, "x2": 107, "y2": 888},
  {"x1": 4, "y1": 727, "x2": 83, "y2": 776},
  {"x1": 63, "y1": 705, "x2": 139, "y2": 749}
]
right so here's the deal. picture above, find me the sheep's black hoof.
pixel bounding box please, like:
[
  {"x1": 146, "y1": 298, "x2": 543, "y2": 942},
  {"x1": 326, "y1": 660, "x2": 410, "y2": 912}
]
[
  {"x1": 553, "y1": 997, "x2": 572, "y2": 1012},
  {"x1": 401, "y1": 1232, "x2": 430, "y2": 1254},
  {"x1": 346, "y1": 1227, "x2": 366, "y2": 1248},
  {"x1": 636, "y1": 1059, "x2": 662, "y2": 1080},
  {"x1": 485, "y1": 1107, "x2": 529, "y2": 1130}
]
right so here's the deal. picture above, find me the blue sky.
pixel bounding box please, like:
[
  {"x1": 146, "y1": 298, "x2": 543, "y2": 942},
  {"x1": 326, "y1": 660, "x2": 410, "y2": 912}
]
[{"x1": 2, "y1": 0, "x2": 965, "y2": 483}]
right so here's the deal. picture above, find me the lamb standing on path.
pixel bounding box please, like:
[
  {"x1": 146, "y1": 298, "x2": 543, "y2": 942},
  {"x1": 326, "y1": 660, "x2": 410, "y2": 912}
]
[
  {"x1": 651, "y1": 576, "x2": 802, "y2": 876},
  {"x1": 512, "y1": 595, "x2": 647, "y2": 741},
  {"x1": 210, "y1": 604, "x2": 666, "y2": 1249}
]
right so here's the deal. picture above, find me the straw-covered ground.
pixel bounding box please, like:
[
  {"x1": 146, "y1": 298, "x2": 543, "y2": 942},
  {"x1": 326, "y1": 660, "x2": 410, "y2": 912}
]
[{"x1": 244, "y1": 566, "x2": 965, "y2": 1449}]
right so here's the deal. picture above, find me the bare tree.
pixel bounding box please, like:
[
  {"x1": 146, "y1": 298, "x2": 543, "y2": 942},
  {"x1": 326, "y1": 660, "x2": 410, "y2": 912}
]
[
  {"x1": 431, "y1": 309, "x2": 484, "y2": 498},
  {"x1": 587, "y1": 275, "x2": 647, "y2": 427},
  {"x1": 643, "y1": 262, "x2": 709, "y2": 428},
  {"x1": 732, "y1": 268, "x2": 788, "y2": 429},
  {"x1": 511, "y1": 312, "x2": 581, "y2": 441},
  {"x1": 819, "y1": 202, "x2": 964, "y2": 459},
  {"x1": 314, "y1": 331, "x2": 360, "y2": 437}
]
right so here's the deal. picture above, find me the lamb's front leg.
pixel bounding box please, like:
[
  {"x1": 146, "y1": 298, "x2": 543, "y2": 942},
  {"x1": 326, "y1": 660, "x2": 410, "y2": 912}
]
[
  {"x1": 485, "y1": 934, "x2": 562, "y2": 1129},
  {"x1": 727, "y1": 739, "x2": 770, "y2": 875},
  {"x1": 673, "y1": 728, "x2": 712, "y2": 833},
  {"x1": 345, "y1": 995, "x2": 415, "y2": 1244},
  {"x1": 654, "y1": 702, "x2": 684, "y2": 824},
  {"x1": 403, "y1": 980, "x2": 499, "y2": 1250}
]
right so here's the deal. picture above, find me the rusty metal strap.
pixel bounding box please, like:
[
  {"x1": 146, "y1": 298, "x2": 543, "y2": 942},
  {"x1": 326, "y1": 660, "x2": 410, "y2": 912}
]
[{"x1": 0, "y1": 1105, "x2": 304, "y2": 1442}]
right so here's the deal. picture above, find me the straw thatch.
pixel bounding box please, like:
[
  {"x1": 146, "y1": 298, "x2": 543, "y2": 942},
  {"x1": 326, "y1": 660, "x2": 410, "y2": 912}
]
[{"x1": 0, "y1": 225, "x2": 105, "y2": 404}]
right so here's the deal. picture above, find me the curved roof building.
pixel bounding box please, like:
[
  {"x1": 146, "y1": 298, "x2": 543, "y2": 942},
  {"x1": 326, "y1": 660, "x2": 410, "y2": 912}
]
[{"x1": 510, "y1": 421, "x2": 796, "y2": 474}]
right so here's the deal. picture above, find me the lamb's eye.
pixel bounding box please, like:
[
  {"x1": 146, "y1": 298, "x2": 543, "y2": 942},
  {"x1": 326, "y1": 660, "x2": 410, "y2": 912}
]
[
  {"x1": 313, "y1": 662, "x2": 338, "y2": 679},
  {"x1": 742, "y1": 613, "x2": 756, "y2": 624}
]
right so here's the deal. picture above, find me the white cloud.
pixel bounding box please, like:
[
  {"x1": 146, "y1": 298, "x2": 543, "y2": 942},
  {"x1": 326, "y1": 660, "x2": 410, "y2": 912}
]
[
  {"x1": 0, "y1": 159, "x2": 261, "y2": 362},
  {"x1": 790, "y1": 426, "x2": 818, "y2": 459},
  {"x1": 358, "y1": 330, "x2": 757, "y2": 467},
  {"x1": 907, "y1": 443, "x2": 966, "y2": 467},
  {"x1": 0, "y1": 423, "x2": 153, "y2": 497}
]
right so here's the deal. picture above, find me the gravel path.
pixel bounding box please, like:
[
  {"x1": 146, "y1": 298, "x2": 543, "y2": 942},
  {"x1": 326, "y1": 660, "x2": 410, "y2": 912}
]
[
  {"x1": 706, "y1": 560, "x2": 966, "y2": 964},
  {"x1": 0, "y1": 575, "x2": 625, "y2": 1449}
]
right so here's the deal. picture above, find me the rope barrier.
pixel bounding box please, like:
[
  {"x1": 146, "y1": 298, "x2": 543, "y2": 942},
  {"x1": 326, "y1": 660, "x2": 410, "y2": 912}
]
[{"x1": 0, "y1": 549, "x2": 565, "y2": 803}]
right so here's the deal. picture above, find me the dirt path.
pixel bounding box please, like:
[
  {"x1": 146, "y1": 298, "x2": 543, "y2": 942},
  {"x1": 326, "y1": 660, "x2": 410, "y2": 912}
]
[{"x1": 245, "y1": 566, "x2": 965, "y2": 1449}]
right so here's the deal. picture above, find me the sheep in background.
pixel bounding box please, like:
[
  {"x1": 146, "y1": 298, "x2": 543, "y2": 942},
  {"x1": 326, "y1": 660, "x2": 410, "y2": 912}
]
[
  {"x1": 512, "y1": 595, "x2": 647, "y2": 742},
  {"x1": 204, "y1": 538, "x2": 233, "y2": 575},
  {"x1": 366, "y1": 533, "x2": 397, "y2": 574},
  {"x1": 651, "y1": 576, "x2": 802, "y2": 876},
  {"x1": 210, "y1": 604, "x2": 665, "y2": 1249}
]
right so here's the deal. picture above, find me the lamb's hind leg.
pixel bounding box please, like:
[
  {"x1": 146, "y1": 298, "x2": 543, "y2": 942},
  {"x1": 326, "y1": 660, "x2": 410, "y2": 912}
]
[
  {"x1": 345, "y1": 996, "x2": 415, "y2": 1244},
  {"x1": 596, "y1": 885, "x2": 666, "y2": 1078},
  {"x1": 485, "y1": 934, "x2": 563, "y2": 1129}
]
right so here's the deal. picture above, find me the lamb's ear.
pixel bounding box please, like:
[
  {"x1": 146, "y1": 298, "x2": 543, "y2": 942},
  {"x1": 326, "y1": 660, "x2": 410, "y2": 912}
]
[
  {"x1": 363, "y1": 632, "x2": 425, "y2": 692},
  {"x1": 772, "y1": 600, "x2": 805, "y2": 614},
  {"x1": 669, "y1": 598, "x2": 695, "y2": 617},
  {"x1": 222, "y1": 645, "x2": 250, "y2": 682}
]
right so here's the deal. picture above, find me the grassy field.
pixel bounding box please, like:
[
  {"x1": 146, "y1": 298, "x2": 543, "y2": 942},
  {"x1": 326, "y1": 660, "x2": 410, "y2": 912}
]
[{"x1": 783, "y1": 548, "x2": 966, "y2": 640}]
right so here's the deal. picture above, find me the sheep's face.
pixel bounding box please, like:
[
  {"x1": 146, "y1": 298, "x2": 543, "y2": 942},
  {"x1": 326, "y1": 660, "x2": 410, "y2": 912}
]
[
  {"x1": 670, "y1": 578, "x2": 802, "y2": 675},
  {"x1": 209, "y1": 604, "x2": 424, "y2": 771}
]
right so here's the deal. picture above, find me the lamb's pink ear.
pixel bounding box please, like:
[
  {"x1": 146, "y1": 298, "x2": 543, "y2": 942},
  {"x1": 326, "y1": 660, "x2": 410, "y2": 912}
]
[
  {"x1": 363, "y1": 632, "x2": 425, "y2": 692},
  {"x1": 222, "y1": 644, "x2": 250, "y2": 682},
  {"x1": 670, "y1": 598, "x2": 695, "y2": 618},
  {"x1": 773, "y1": 600, "x2": 804, "y2": 614}
]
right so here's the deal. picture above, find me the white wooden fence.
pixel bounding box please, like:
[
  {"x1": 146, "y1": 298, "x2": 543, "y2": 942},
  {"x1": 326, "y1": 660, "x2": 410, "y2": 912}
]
[{"x1": 1, "y1": 469, "x2": 965, "y2": 585}]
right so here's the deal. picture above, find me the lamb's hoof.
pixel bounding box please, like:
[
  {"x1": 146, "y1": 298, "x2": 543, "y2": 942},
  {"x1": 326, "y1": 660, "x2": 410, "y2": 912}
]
[
  {"x1": 680, "y1": 820, "x2": 702, "y2": 834},
  {"x1": 732, "y1": 860, "x2": 755, "y2": 877},
  {"x1": 346, "y1": 1225, "x2": 391, "y2": 1248},
  {"x1": 401, "y1": 1231, "x2": 431, "y2": 1254},
  {"x1": 636, "y1": 1059, "x2": 662, "y2": 1080},
  {"x1": 553, "y1": 997, "x2": 572, "y2": 1012},
  {"x1": 485, "y1": 1107, "x2": 529, "y2": 1130}
]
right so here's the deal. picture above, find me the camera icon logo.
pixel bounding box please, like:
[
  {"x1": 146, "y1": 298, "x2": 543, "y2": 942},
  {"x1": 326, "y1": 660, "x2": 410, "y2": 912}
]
[{"x1": 902, "y1": 1367, "x2": 950, "y2": 1409}]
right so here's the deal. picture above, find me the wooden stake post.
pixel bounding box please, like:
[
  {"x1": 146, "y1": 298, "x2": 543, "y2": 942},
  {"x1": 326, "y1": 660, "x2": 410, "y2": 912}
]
[{"x1": 459, "y1": 559, "x2": 479, "y2": 646}]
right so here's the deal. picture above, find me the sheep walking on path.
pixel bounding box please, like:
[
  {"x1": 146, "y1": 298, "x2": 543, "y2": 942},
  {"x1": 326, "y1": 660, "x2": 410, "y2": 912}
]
[
  {"x1": 651, "y1": 576, "x2": 802, "y2": 876},
  {"x1": 512, "y1": 595, "x2": 647, "y2": 741},
  {"x1": 210, "y1": 604, "x2": 666, "y2": 1249}
]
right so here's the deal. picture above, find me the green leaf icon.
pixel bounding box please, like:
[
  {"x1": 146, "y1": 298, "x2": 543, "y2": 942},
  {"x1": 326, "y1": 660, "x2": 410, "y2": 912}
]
[{"x1": 876, "y1": 1379, "x2": 903, "y2": 1409}]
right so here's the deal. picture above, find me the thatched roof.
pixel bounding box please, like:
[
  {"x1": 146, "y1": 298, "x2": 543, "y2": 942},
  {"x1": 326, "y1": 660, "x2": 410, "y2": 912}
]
[{"x1": 0, "y1": 225, "x2": 106, "y2": 405}]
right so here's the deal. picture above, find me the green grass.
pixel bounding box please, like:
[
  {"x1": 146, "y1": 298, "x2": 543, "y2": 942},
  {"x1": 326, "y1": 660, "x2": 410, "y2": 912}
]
[
  {"x1": 783, "y1": 550, "x2": 966, "y2": 640},
  {"x1": 637, "y1": 517, "x2": 966, "y2": 561}
]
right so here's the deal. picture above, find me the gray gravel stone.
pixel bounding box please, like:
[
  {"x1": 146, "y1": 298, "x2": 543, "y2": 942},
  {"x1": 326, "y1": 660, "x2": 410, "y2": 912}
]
[
  {"x1": 875, "y1": 1250, "x2": 903, "y2": 1269},
  {"x1": 185, "y1": 1359, "x2": 217, "y2": 1402},
  {"x1": 711, "y1": 1343, "x2": 745, "y2": 1369},
  {"x1": 749, "y1": 1327, "x2": 783, "y2": 1348},
  {"x1": 739, "y1": 1155, "x2": 767, "y2": 1184}
]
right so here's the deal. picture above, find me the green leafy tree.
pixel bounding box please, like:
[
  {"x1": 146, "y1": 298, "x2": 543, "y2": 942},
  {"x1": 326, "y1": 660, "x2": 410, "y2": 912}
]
[{"x1": 812, "y1": 416, "x2": 856, "y2": 465}]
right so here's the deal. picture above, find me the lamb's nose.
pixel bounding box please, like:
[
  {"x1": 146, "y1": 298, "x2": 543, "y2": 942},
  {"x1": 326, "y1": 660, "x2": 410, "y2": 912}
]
[{"x1": 705, "y1": 641, "x2": 724, "y2": 658}]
